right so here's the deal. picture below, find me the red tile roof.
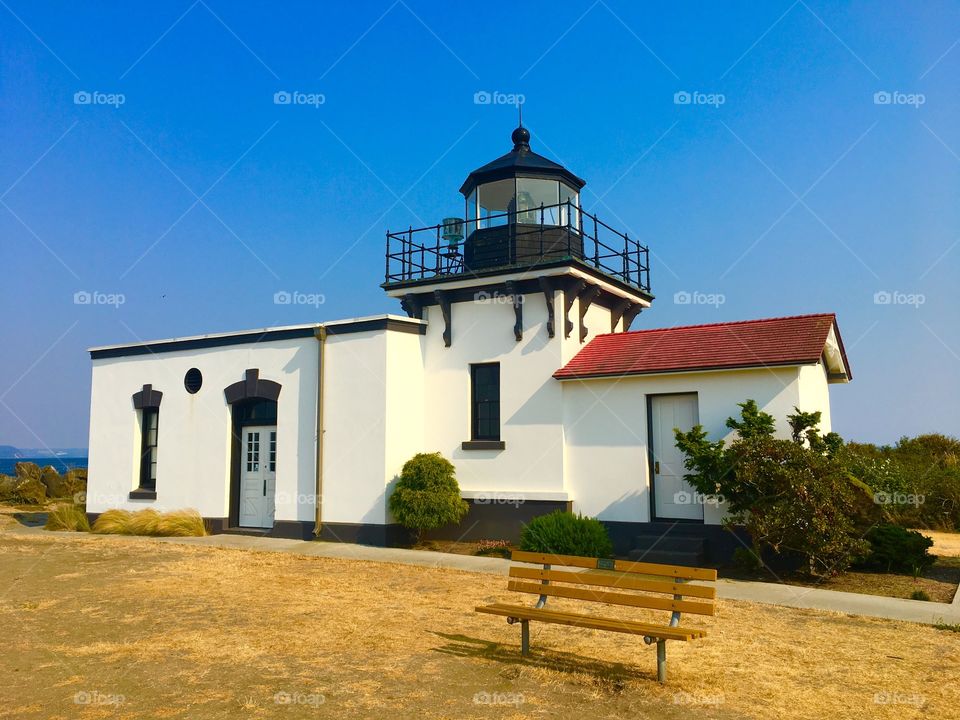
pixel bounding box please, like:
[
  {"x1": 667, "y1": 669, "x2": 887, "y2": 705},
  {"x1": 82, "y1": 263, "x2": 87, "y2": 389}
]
[{"x1": 554, "y1": 313, "x2": 851, "y2": 381}]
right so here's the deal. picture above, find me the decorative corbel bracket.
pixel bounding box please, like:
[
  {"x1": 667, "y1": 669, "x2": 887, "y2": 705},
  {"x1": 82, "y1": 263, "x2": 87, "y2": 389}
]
[
  {"x1": 504, "y1": 280, "x2": 523, "y2": 342},
  {"x1": 578, "y1": 284, "x2": 602, "y2": 343},
  {"x1": 400, "y1": 293, "x2": 423, "y2": 320},
  {"x1": 537, "y1": 277, "x2": 556, "y2": 338},
  {"x1": 434, "y1": 289, "x2": 452, "y2": 347},
  {"x1": 610, "y1": 298, "x2": 633, "y2": 333},
  {"x1": 563, "y1": 279, "x2": 586, "y2": 339},
  {"x1": 622, "y1": 304, "x2": 643, "y2": 332}
]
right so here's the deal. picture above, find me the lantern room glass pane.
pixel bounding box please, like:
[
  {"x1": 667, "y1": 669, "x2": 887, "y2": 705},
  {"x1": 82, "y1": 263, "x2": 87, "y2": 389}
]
[
  {"x1": 560, "y1": 183, "x2": 580, "y2": 230},
  {"x1": 515, "y1": 178, "x2": 560, "y2": 225},
  {"x1": 465, "y1": 189, "x2": 478, "y2": 235},
  {"x1": 478, "y1": 179, "x2": 515, "y2": 228}
]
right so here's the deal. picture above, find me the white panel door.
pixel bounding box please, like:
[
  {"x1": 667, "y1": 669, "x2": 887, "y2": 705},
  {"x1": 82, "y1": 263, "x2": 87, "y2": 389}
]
[
  {"x1": 239, "y1": 426, "x2": 276, "y2": 529},
  {"x1": 650, "y1": 394, "x2": 702, "y2": 521}
]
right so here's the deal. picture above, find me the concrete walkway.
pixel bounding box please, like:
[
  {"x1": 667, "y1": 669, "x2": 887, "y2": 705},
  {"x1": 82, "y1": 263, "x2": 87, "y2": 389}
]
[{"x1": 11, "y1": 524, "x2": 960, "y2": 625}]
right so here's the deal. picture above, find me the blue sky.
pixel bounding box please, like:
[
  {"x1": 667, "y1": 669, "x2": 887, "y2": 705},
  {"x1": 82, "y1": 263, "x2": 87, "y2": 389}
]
[{"x1": 1, "y1": 1, "x2": 958, "y2": 448}]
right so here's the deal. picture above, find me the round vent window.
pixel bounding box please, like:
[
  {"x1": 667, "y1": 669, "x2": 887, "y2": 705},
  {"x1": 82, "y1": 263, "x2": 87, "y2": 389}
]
[{"x1": 184, "y1": 368, "x2": 203, "y2": 394}]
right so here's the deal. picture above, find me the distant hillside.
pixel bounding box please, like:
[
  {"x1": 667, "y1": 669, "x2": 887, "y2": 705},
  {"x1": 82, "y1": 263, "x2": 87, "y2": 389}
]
[{"x1": 0, "y1": 446, "x2": 88, "y2": 459}]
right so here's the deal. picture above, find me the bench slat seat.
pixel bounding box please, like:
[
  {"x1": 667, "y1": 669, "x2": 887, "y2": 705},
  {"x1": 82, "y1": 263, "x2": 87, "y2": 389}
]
[
  {"x1": 475, "y1": 603, "x2": 707, "y2": 641},
  {"x1": 507, "y1": 580, "x2": 715, "y2": 616},
  {"x1": 474, "y1": 550, "x2": 718, "y2": 683}
]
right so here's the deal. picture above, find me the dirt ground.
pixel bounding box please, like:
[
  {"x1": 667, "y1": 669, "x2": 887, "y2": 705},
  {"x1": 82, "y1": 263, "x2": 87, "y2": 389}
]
[{"x1": 2, "y1": 521, "x2": 959, "y2": 719}]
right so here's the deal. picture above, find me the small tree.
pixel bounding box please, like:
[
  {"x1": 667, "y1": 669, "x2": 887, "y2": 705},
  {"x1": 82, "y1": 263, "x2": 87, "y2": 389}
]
[
  {"x1": 388, "y1": 452, "x2": 468, "y2": 544},
  {"x1": 675, "y1": 400, "x2": 872, "y2": 576}
]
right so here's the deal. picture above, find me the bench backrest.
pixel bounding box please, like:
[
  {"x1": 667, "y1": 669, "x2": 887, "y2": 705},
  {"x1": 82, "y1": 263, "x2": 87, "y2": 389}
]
[{"x1": 508, "y1": 550, "x2": 718, "y2": 619}]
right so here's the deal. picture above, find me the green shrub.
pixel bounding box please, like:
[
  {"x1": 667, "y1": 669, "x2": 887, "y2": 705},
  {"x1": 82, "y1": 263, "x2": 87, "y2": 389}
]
[
  {"x1": 519, "y1": 511, "x2": 613, "y2": 558},
  {"x1": 44, "y1": 503, "x2": 91, "y2": 532},
  {"x1": 731, "y1": 547, "x2": 764, "y2": 572},
  {"x1": 388, "y1": 452, "x2": 468, "y2": 543},
  {"x1": 675, "y1": 401, "x2": 873, "y2": 576},
  {"x1": 860, "y1": 524, "x2": 935, "y2": 575},
  {"x1": 910, "y1": 590, "x2": 931, "y2": 602}
]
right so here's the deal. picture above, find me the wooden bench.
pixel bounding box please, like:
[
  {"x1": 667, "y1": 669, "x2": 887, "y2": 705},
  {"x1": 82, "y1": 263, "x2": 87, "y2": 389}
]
[{"x1": 475, "y1": 550, "x2": 718, "y2": 683}]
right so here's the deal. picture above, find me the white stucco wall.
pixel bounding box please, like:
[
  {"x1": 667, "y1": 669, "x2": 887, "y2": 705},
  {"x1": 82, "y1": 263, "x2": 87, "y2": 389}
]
[
  {"x1": 798, "y1": 362, "x2": 833, "y2": 433},
  {"x1": 421, "y1": 292, "x2": 564, "y2": 496},
  {"x1": 562, "y1": 366, "x2": 809, "y2": 525},
  {"x1": 86, "y1": 337, "x2": 319, "y2": 520},
  {"x1": 321, "y1": 325, "x2": 427, "y2": 527}
]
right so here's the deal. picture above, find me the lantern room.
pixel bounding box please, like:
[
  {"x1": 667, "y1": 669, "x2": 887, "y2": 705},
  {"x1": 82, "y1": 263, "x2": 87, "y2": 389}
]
[{"x1": 458, "y1": 125, "x2": 587, "y2": 271}]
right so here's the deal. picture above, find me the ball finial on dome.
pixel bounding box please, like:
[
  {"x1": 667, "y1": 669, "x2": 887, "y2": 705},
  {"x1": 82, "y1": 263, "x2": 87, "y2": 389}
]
[{"x1": 511, "y1": 125, "x2": 530, "y2": 151}]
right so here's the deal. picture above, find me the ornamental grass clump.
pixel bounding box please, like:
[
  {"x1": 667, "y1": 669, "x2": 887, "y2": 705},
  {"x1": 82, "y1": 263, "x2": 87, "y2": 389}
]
[
  {"x1": 44, "y1": 503, "x2": 91, "y2": 532},
  {"x1": 92, "y1": 508, "x2": 207, "y2": 537}
]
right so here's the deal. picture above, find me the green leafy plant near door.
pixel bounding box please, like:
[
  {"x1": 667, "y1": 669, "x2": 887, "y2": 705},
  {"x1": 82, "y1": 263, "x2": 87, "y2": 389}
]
[{"x1": 389, "y1": 452, "x2": 469, "y2": 544}]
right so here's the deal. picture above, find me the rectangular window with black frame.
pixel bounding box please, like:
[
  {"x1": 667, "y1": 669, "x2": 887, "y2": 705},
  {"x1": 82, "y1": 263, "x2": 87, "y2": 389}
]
[
  {"x1": 470, "y1": 363, "x2": 500, "y2": 441},
  {"x1": 138, "y1": 408, "x2": 159, "y2": 491}
]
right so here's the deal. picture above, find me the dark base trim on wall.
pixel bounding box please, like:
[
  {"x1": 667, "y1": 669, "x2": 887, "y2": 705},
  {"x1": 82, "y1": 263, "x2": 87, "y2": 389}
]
[
  {"x1": 205, "y1": 517, "x2": 314, "y2": 540},
  {"x1": 602, "y1": 520, "x2": 752, "y2": 566},
  {"x1": 316, "y1": 522, "x2": 410, "y2": 547},
  {"x1": 423, "y1": 499, "x2": 571, "y2": 544}
]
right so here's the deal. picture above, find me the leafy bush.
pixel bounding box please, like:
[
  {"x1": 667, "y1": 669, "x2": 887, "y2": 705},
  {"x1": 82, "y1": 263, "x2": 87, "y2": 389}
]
[
  {"x1": 388, "y1": 452, "x2": 468, "y2": 543},
  {"x1": 92, "y1": 508, "x2": 206, "y2": 536},
  {"x1": 860, "y1": 524, "x2": 935, "y2": 575},
  {"x1": 519, "y1": 511, "x2": 613, "y2": 558},
  {"x1": 836, "y1": 434, "x2": 960, "y2": 531},
  {"x1": 675, "y1": 401, "x2": 872, "y2": 576},
  {"x1": 45, "y1": 503, "x2": 91, "y2": 532}
]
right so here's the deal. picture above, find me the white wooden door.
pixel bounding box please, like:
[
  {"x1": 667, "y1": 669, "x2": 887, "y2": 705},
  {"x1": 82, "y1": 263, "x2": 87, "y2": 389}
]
[
  {"x1": 239, "y1": 426, "x2": 276, "y2": 529},
  {"x1": 650, "y1": 394, "x2": 702, "y2": 521}
]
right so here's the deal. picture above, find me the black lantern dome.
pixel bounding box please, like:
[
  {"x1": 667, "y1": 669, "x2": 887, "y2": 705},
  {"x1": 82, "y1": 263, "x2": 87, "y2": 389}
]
[
  {"x1": 459, "y1": 124, "x2": 586, "y2": 272},
  {"x1": 459, "y1": 124, "x2": 585, "y2": 196}
]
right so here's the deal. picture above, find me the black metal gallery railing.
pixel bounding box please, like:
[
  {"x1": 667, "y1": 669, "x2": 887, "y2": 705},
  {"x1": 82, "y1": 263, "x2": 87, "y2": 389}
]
[{"x1": 384, "y1": 201, "x2": 651, "y2": 293}]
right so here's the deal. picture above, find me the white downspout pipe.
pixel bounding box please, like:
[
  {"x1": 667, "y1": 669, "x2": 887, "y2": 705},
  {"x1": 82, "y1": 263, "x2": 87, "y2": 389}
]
[{"x1": 313, "y1": 326, "x2": 327, "y2": 537}]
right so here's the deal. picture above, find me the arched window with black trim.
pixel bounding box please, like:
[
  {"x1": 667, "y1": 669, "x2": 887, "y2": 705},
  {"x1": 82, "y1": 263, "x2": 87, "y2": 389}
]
[{"x1": 132, "y1": 384, "x2": 162, "y2": 498}]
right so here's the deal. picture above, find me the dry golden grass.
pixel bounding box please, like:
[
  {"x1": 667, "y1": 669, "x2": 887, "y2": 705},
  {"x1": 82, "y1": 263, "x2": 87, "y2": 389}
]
[
  {"x1": 43, "y1": 503, "x2": 90, "y2": 532},
  {"x1": 0, "y1": 523, "x2": 958, "y2": 719},
  {"x1": 91, "y1": 508, "x2": 207, "y2": 537},
  {"x1": 920, "y1": 529, "x2": 960, "y2": 557}
]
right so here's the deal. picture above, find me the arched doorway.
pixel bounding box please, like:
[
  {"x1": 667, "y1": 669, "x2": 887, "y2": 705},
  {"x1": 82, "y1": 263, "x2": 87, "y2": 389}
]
[{"x1": 225, "y1": 370, "x2": 281, "y2": 530}]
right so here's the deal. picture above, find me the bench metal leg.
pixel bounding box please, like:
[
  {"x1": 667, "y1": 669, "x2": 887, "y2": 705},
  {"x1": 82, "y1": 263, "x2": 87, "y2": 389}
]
[
  {"x1": 520, "y1": 620, "x2": 530, "y2": 656},
  {"x1": 656, "y1": 640, "x2": 666, "y2": 683}
]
